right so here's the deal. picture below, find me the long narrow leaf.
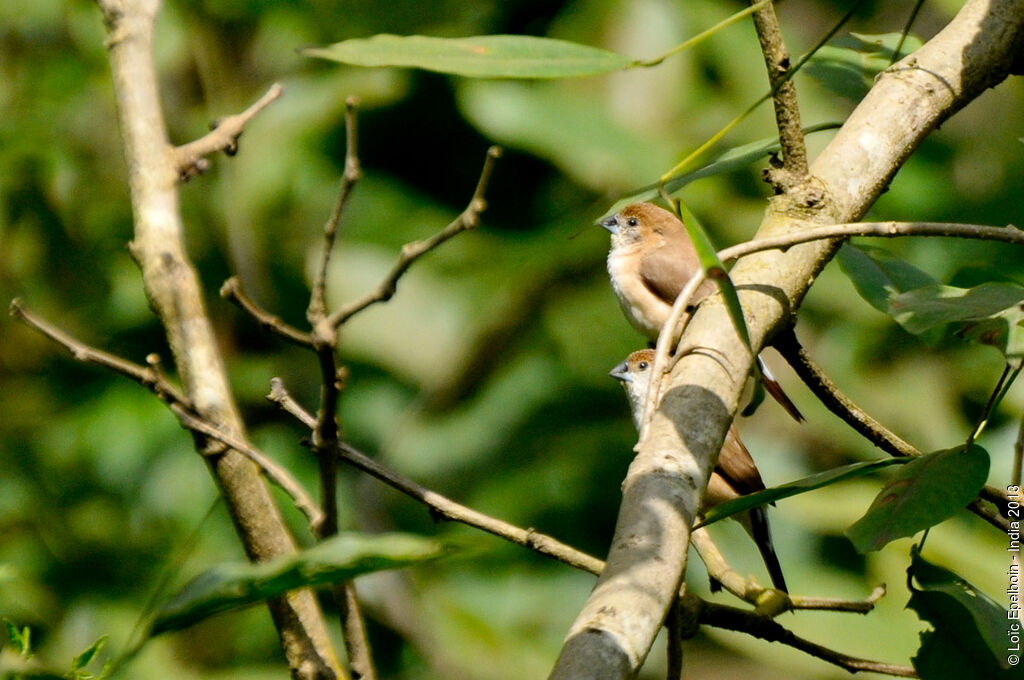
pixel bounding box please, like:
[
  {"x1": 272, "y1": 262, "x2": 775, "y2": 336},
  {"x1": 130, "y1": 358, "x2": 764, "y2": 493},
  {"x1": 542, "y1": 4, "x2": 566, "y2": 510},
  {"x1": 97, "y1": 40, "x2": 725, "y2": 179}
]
[
  {"x1": 671, "y1": 200, "x2": 751, "y2": 351},
  {"x1": 606, "y1": 124, "x2": 841, "y2": 217},
  {"x1": 696, "y1": 458, "x2": 908, "y2": 528},
  {"x1": 303, "y1": 35, "x2": 636, "y2": 78},
  {"x1": 151, "y1": 533, "x2": 455, "y2": 636}
]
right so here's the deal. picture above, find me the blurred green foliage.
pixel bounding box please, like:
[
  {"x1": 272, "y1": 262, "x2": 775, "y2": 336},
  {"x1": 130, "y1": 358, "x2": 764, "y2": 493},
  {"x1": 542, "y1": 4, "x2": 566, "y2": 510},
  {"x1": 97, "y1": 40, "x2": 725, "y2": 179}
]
[{"x1": 2, "y1": 1, "x2": 1023, "y2": 678}]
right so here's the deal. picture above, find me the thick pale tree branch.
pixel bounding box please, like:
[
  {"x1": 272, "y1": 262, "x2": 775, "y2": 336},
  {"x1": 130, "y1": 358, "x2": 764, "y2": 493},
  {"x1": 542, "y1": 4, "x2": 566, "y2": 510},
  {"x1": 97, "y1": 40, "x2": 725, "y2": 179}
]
[
  {"x1": 550, "y1": 2, "x2": 1024, "y2": 677},
  {"x1": 94, "y1": 1, "x2": 342, "y2": 677}
]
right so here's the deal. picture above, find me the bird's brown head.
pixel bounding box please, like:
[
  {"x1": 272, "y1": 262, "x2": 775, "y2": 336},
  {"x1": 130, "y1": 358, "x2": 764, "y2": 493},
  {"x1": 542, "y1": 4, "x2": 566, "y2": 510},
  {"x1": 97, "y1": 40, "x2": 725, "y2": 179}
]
[
  {"x1": 610, "y1": 349, "x2": 657, "y2": 426},
  {"x1": 600, "y1": 203, "x2": 684, "y2": 249}
]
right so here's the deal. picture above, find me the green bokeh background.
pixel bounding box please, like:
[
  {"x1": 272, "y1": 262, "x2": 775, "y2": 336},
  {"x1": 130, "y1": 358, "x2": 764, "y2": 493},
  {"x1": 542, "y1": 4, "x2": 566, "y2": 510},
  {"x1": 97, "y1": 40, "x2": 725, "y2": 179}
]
[{"x1": 2, "y1": 0, "x2": 1022, "y2": 678}]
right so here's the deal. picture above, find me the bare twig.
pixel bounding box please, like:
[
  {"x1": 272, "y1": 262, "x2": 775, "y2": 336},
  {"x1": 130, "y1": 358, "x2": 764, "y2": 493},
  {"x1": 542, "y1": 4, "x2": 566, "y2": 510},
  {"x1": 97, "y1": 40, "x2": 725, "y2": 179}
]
[
  {"x1": 327, "y1": 146, "x2": 503, "y2": 328},
  {"x1": 694, "y1": 595, "x2": 918, "y2": 677},
  {"x1": 691, "y1": 528, "x2": 772, "y2": 604},
  {"x1": 173, "y1": 83, "x2": 283, "y2": 181},
  {"x1": 718, "y1": 220, "x2": 1024, "y2": 260},
  {"x1": 10, "y1": 300, "x2": 325, "y2": 531},
  {"x1": 221, "y1": 276, "x2": 314, "y2": 347},
  {"x1": 169, "y1": 407, "x2": 325, "y2": 530},
  {"x1": 310, "y1": 97, "x2": 362, "y2": 324},
  {"x1": 791, "y1": 584, "x2": 888, "y2": 614},
  {"x1": 748, "y1": 0, "x2": 808, "y2": 190}
]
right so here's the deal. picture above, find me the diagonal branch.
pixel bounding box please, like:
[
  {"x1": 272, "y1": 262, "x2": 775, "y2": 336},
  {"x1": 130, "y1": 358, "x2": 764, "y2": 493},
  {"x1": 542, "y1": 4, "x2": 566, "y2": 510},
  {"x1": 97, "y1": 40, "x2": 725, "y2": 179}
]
[
  {"x1": 221, "y1": 276, "x2": 314, "y2": 347},
  {"x1": 772, "y1": 327, "x2": 1011, "y2": 531},
  {"x1": 10, "y1": 300, "x2": 325, "y2": 531},
  {"x1": 327, "y1": 146, "x2": 502, "y2": 328},
  {"x1": 310, "y1": 97, "x2": 363, "y2": 324},
  {"x1": 173, "y1": 83, "x2": 283, "y2": 181},
  {"x1": 266, "y1": 379, "x2": 605, "y2": 575}
]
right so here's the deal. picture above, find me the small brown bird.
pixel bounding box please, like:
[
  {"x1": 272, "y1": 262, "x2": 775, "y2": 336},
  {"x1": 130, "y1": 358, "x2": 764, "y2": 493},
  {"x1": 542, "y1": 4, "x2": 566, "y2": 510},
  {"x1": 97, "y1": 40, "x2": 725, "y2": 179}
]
[
  {"x1": 602, "y1": 202, "x2": 803, "y2": 422},
  {"x1": 611, "y1": 349, "x2": 788, "y2": 592}
]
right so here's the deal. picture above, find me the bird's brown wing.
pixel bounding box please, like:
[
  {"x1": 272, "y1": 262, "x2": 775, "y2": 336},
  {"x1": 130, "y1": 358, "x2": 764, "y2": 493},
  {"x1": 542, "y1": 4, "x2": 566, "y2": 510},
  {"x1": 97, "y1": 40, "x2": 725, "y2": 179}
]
[
  {"x1": 638, "y1": 248, "x2": 688, "y2": 304},
  {"x1": 639, "y1": 232, "x2": 712, "y2": 306},
  {"x1": 714, "y1": 427, "x2": 766, "y2": 497}
]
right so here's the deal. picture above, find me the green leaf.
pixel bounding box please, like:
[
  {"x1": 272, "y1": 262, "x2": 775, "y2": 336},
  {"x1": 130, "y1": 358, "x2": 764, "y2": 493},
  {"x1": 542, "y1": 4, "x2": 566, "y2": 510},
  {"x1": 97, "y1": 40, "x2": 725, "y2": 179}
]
[
  {"x1": 908, "y1": 547, "x2": 1017, "y2": 678},
  {"x1": 696, "y1": 458, "x2": 908, "y2": 528},
  {"x1": 303, "y1": 35, "x2": 636, "y2": 79},
  {"x1": 837, "y1": 244, "x2": 939, "y2": 313},
  {"x1": 669, "y1": 200, "x2": 751, "y2": 351},
  {"x1": 151, "y1": 533, "x2": 456, "y2": 636},
  {"x1": 804, "y1": 32, "x2": 923, "y2": 100},
  {"x1": 845, "y1": 445, "x2": 989, "y2": 553},
  {"x1": 889, "y1": 282, "x2": 1024, "y2": 358},
  {"x1": 71, "y1": 635, "x2": 107, "y2": 672}
]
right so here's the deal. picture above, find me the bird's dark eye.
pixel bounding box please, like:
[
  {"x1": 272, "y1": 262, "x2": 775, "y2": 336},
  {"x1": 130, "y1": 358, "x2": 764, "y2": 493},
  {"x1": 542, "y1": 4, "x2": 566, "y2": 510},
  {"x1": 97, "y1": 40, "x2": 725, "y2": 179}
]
[
  {"x1": 638, "y1": 361, "x2": 649, "y2": 370},
  {"x1": 627, "y1": 218, "x2": 639, "y2": 227}
]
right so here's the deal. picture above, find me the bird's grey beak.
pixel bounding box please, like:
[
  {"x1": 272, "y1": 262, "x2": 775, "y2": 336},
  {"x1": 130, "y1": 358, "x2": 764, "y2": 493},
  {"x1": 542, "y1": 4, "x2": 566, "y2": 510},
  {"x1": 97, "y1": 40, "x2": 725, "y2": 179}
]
[
  {"x1": 599, "y1": 214, "x2": 619, "y2": 235},
  {"x1": 609, "y1": 360, "x2": 632, "y2": 383}
]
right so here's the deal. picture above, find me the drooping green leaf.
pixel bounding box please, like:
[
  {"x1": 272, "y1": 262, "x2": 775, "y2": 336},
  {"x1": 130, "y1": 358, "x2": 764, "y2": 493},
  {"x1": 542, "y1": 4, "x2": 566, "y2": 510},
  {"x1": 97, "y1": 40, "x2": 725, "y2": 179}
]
[
  {"x1": 845, "y1": 445, "x2": 989, "y2": 553},
  {"x1": 837, "y1": 243, "x2": 939, "y2": 313},
  {"x1": 889, "y1": 282, "x2": 1024, "y2": 358},
  {"x1": 669, "y1": 200, "x2": 751, "y2": 353},
  {"x1": 804, "y1": 32, "x2": 923, "y2": 100},
  {"x1": 151, "y1": 533, "x2": 456, "y2": 636},
  {"x1": 908, "y1": 546, "x2": 1017, "y2": 678},
  {"x1": 696, "y1": 458, "x2": 908, "y2": 528},
  {"x1": 303, "y1": 35, "x2": 636, "y2": 79}
]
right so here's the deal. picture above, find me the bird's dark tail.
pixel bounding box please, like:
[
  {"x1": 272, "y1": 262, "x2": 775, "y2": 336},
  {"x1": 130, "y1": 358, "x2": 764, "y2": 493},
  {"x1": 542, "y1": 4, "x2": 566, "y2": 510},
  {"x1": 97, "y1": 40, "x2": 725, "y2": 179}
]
[
  {"x1": 757, "y1": 356, "x2": 804, "y2": 423},
  {"x1": 748, "y1": 506, "x2": 788, "y2": 592}
]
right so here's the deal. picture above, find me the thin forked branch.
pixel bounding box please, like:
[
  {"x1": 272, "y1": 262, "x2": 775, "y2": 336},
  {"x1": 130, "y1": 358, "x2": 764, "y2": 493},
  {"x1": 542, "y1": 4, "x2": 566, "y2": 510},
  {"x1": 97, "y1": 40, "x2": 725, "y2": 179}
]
[
  {"x1": 310, "y1": 96, "x2": 363, "y2": 324},
  {"x1": 327, "y1": 145, "x2": 503, "y2": 328}
]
